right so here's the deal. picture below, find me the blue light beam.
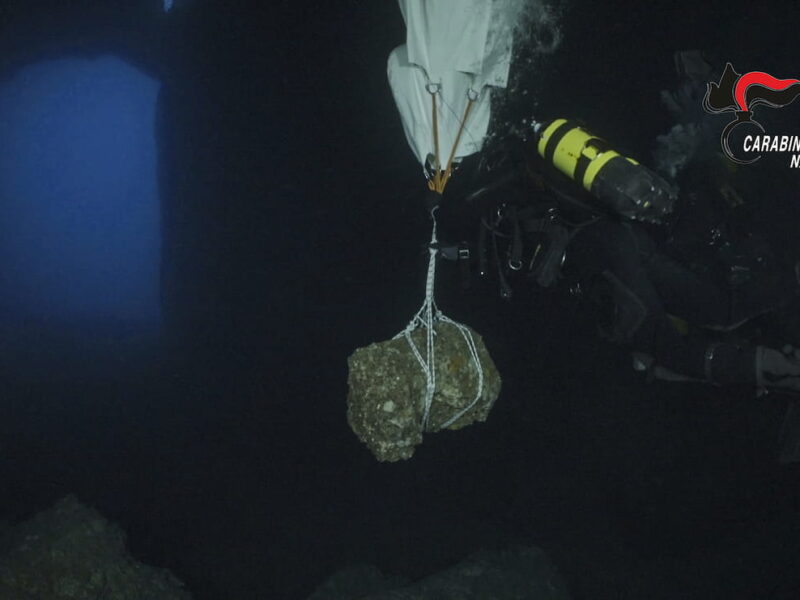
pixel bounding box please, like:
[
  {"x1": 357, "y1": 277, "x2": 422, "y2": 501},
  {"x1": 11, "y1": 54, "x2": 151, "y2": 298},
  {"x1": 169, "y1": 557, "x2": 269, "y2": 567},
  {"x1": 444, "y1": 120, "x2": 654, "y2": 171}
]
[{"x1": 0, "y1": 56, "x2": 162, "y2": 326}]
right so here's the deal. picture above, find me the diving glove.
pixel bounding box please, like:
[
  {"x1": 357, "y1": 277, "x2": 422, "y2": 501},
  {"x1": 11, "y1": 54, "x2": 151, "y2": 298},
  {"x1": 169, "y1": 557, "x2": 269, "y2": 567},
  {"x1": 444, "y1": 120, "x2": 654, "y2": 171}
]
[{"x1": 756, "y1": 345, "x2": 800, "y2": 393}]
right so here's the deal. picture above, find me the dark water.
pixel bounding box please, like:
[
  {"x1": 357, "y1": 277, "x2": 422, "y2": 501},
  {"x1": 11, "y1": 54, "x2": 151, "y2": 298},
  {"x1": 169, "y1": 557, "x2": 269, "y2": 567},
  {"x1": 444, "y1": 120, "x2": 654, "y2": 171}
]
[{"x1": 1, "y1": 1, "x2": 800, "y2": 598}]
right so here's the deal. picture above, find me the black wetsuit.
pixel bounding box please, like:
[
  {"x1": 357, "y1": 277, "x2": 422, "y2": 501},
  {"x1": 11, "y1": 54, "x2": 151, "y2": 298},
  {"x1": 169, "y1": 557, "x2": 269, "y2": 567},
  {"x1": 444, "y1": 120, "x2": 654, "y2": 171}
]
[
  {"x1": 565, "y1": 215, "x2": 798, "y2": 384},
  {"x1": 468, "y1": 140, "x2": 800, "y2": 385}
]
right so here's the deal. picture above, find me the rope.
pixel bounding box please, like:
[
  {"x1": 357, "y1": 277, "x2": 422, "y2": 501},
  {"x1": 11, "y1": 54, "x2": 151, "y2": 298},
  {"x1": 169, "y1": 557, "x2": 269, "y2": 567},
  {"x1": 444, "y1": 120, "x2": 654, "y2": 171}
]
[
  {"x1": 394, "y1": 206, "x2": 486, "y2": 430},
  {"x1": 394, "y1": 207, "x2": 441, "y2": 428},
  {"x1": 437, "y1": 314, "x2": 485, "y2": 429},
  {"x1": 392, "y1": 82, "x2": 485, "y2": 430}
]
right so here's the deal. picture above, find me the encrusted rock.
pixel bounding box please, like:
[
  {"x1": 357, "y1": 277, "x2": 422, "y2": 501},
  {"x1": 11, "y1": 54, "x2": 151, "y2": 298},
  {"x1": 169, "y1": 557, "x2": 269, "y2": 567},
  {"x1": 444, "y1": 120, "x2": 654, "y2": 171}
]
[
  {"x1": 307, "y1": 564, "x2": 409, "y2": 600},
  {"x1": 309, "y1": 546, "x2": 572, "y2": 600},
  {"x1": 0, "y1": 495, "x2": 191, "y2": 600},
  {"x1": 347, "y1": 320, "x2": 501, "y2": 461}
]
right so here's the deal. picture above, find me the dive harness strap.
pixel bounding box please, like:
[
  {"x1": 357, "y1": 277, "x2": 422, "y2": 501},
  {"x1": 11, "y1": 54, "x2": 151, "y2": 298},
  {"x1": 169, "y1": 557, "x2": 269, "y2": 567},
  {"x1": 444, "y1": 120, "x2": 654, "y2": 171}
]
[
  {"x1": 430, "y1": 240, "x2": 472, "y2": 289},
  {"x1": 425, "y1": 188, "x2": 471, "y2": 288},
  {"x1": 479, "y1": 205, "x2": 583, "y2": 299}
]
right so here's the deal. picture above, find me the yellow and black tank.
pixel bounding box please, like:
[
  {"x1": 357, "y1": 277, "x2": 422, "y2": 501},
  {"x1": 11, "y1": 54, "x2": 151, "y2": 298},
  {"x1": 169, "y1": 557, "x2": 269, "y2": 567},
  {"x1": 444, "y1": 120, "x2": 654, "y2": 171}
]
[{"x1": 533, "y1": 118, "x2": 677, "y2": 223}]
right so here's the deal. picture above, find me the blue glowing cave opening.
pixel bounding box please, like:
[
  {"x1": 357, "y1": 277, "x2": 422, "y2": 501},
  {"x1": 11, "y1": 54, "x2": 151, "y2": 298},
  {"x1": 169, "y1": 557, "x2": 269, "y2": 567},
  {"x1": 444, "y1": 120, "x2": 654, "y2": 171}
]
[{"x1": 0, "y1": 56, "x2": 162, "y2": 328}]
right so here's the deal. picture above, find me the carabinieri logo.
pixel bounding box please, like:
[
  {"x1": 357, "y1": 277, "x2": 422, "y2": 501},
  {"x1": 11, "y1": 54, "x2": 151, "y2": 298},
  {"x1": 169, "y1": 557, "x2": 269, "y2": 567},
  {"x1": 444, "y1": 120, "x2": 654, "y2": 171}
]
[{"x1": 703, "y1": 63, "x2": 800, "y2": 165}]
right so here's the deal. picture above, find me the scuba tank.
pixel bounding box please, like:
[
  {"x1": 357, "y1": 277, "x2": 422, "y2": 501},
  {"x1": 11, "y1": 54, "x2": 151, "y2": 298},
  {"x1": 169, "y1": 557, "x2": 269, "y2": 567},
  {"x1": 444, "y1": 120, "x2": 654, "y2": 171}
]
[
  {"x1": 532, "y1": 119, "x2": 678, "y2": 224},
  {"x1": 458, "y1": 119, "x2": 680, "y2": 299}
]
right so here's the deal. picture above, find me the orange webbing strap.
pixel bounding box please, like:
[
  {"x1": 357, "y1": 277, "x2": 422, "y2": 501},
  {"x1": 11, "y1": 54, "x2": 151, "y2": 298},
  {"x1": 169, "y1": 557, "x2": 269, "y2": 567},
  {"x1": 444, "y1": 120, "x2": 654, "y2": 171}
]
[
  {"x1": 430, "y1": 89, "x2": 441, "y2": 188},
  {"x1": 427, "y1": 90, "x2": 476, "y2": 194}
]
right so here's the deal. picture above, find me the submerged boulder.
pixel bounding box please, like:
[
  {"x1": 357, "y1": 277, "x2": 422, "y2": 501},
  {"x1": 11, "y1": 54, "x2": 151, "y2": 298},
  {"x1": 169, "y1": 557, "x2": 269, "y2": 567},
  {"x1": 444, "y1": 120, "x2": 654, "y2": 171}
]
[
  {"x1": 347, "y1": 320, "x2": 502, "y2": 461},
  {"x1": 309, "y1": 546, "x2": 571, "y2": 600},
  {"x1": 0, "y1": 495, "x2": 191, "y2": 600},
  {"x1": 307, "y1": 564, "x2": 409, "y2": 600}
]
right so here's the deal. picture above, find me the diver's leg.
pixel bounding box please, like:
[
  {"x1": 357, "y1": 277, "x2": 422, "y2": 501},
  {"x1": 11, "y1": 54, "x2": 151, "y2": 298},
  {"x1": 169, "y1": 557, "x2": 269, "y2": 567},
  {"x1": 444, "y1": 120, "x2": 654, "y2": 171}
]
[
  {"x1": 645, "y1": 248, "x2": 800, "y2": 389},
  {"x1": 648, "y1": 231, "x2": 800, "y2": 330},
  {"x1": 569, "y1": 220, "x2": 710, "y2": 380},
  {"x1": 568, "y1": 220, "x2": 800, "y2": 387},
  {"x1": 644, "y1": 249, "x2": 732, "y2": 328}
]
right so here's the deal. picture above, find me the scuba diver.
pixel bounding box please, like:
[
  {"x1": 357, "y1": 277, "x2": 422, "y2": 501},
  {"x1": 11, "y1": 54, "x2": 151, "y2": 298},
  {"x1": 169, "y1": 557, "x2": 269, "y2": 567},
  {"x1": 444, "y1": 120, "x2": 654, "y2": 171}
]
[{"x1": 440, "y1": 52, "x2": 800, "y2": 397}]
